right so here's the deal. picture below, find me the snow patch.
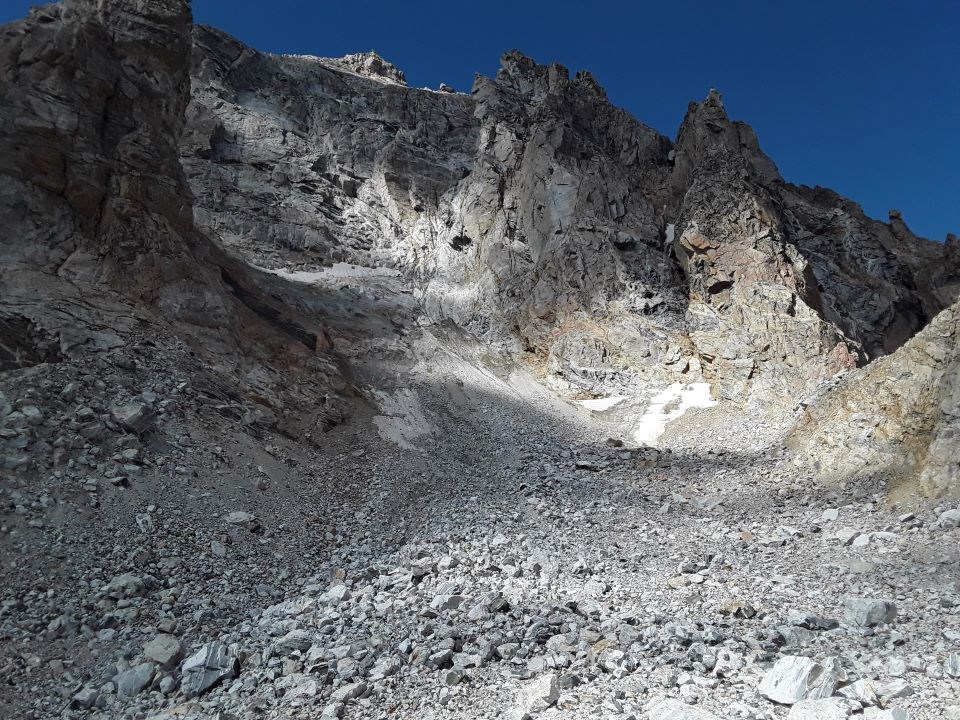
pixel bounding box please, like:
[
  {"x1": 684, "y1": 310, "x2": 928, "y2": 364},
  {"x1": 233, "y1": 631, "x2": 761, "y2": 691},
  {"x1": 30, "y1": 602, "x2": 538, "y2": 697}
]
[
  {"x1": 270, "y1": 263, "x2": 400, "y2": 284},
  {"x1": 579, "y1": 396, "x2": 628, "y2": 412},
  {"x1": 633, "y1": 383, "x2": 716, "y2": 446}
]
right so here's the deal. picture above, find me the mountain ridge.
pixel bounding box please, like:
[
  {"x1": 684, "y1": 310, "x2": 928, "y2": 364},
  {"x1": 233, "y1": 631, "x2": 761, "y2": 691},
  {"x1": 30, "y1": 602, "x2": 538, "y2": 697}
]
[{"x1": 1, "y1": 3, "x2": 959, "y2": 718}]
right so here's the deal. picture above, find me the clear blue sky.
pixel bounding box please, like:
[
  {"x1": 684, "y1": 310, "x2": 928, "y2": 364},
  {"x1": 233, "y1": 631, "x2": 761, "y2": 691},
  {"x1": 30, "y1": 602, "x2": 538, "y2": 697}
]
[{"x1": 4, "y1": 1, "x2": 957, "y2": 240}]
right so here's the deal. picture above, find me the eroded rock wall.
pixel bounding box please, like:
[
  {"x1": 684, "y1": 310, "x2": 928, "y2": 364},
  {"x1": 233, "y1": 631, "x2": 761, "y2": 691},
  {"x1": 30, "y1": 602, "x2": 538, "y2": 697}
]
[
  {"x1": 182, "y1": 38, "x2": 958, "y2": 415},
  {"x1": 0, "y1": 0, "x2": 335, "y2": 372},
  {"x1": 789, "y1": 298, "x2": 959, "y2": 498}
]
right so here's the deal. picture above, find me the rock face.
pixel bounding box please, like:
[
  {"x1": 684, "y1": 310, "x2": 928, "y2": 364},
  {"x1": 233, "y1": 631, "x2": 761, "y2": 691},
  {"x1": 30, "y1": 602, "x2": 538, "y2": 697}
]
[
  {"x1": 3, "y1": 3, "x2": 960, "y2": 719},
  {"x1": 181, "y1": 35, "x2": 957, "y2": 424},
  {"x1": 0, "y1": 0, "x2": 340, "y2": 394},
  {"x1": 789, "y1": 298, "x2": 960, "y2": 497}
]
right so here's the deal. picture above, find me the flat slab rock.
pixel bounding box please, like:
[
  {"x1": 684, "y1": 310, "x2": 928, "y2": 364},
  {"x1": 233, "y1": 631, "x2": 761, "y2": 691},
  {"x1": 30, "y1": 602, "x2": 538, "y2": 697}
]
[
  {"x1": 787, "y1": 698, "x2": 850, "y2": 719},
  {"x1": 758, "y1": 656, "x2": 840, "y2": 704},
  {"x1": 648, "y1": 699, "x2": 726, "y2": 719}
]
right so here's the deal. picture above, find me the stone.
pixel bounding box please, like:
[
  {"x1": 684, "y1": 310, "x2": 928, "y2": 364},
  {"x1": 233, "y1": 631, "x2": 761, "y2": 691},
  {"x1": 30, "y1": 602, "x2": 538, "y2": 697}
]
[
  {"x1": 719, "y1": 599, "x2": 756, "y2": 618},
  {"x1": 322, "y1": 584, "x2": 352, "y2": 604},
  {"x1": 937, "y1": 509, "x2": 960, "y2": 529},
  {"x1": 513, "y1": 673, "x2": 559, "y2": 717},
  {"x1": 648, "y1": 699, "x2": 724, "y2": 720},
  {"x1": 945, "y1": 653, "x2": 960, "y2": 678},
  {"x1": 758, "y1": 656, "x2": 840, "y2": 704},
  {"x1": 159, "y1": 675, "x2": 177, "y2": 694},
  {"x1": 180, "y1": 642, "x2": 238, "y2": 697},
  {"x1": 330, "y1": 681, "x2": 366, "y2": 702},
  {"x1": 21, "y1": 405, "x2": 43, "y2": 426},
  {"x1": 321, "y1": 703, "x2": 345, "y2": 720},
  {"x1": 789, "y1": 611, "x2": 839, "y2": 631},
  {"x1": 110, "y1": 403, "x2": 155, "y2": 435},
  {"x1": 886, "y1": 657, "x2": 908, "y2": 677},
  {"x1": 275, "y1": 629, "x2": 314, "y2": 655},
  {"x1": 843, "y1": 598, "x2": 897, "y2": 627},
  {"x1": 114, "y1": 662, "x2": 155, "y2": 696},
  {"x1": 431, "y1": 594, "x2": 466, "y2": 611},
  {"x1": 441, "y1": 668, "x2": 463, "y2": 686},
  {"x1": 224, "y1": 510, "x2": 259, "y2": 529},
  {"x1": 787, "y1": 699, "x2": 849, "y2": 720},
  {"x1": 71, "y1": 687, "x2": 99, "y2": 709},
  {"x1": 143, "y1": 634, "x2": 184, "y2": 669}
]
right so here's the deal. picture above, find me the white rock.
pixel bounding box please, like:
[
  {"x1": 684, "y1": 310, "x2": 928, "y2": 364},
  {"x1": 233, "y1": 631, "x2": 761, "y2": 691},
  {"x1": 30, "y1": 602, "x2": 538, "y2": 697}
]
[
  {"x1": 787, "y1": 698, "x2": 849, "y2": 720},
  {"x1": 512, "y1": 673, "x2": 559, "y2": 717},
  {"x1": 322, "y1": 584, "x2": 352, "y2": 604},
  {"x1": 758, "y1": 656, "x2": 840, "y2": 704},
  {"x1": 648, "y1": 699, "x2": 724, "y2": 719}
]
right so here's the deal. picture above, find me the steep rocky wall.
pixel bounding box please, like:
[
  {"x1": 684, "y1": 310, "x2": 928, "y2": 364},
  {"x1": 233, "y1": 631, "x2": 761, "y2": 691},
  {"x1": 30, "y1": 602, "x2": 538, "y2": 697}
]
[
  {"x1": 789, "y1": 298, "x2": 960, "y2": 499},
  {"x1": 181, "y1": 37, "x2": 958, "y2": 415},
  {"x1": 0, "y1": 0, "x2": 334, "y2": 371},
  {"x1": 181, "y1": 25, "x2": 478, "y2": 268}
]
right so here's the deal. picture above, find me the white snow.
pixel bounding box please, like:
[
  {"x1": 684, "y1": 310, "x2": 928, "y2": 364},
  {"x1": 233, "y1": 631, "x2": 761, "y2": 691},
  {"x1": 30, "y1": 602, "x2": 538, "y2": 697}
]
[
  {"x1": 270, "y1": 263, "x2": 400, "y2": 284},
  {"x1": 578, "y1": 396, "x2": 628, "y2": 412},
  {"x1": 633, "y1": 382, "x2": 716, "y2": 446}
]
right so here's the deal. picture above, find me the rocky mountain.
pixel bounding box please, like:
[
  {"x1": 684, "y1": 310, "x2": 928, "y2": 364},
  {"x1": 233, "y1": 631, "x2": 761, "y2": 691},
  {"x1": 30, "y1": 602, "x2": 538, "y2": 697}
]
[
  {"x1": 1, "y1": 1, "x2": 958, "y2": 719},
  {"x1": 181, "y1": 30, "x2": 955, "y2": 418}
]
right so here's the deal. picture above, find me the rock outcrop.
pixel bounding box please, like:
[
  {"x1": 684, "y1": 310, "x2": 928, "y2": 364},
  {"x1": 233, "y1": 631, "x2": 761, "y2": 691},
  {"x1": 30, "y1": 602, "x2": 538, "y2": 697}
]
[
  {"x1": 3, "y1": 3, "x2": 960, "y2": 720},
  {"x1": 0, "y1": 0, "x2": 343, "y2": 418},
  {"x1": 790, "y1": 297, "x2": 960, "y2": 498},
  {"x1": 181, "y1": 38, "x2": 957, "y2": 423}
]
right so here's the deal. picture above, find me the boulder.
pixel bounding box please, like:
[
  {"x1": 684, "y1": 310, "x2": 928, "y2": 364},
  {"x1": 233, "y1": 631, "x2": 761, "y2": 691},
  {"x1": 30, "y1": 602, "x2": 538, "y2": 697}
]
[
  {"x1": 143, "y1": 634, "x2": 184, "y2": 669},
  {"x1": 648, "y1": 699, "x2": 725, "y2": 719},
  {"x1": 758, "y1": 656, "x2": 841, "y2": 704},
  {"x1": 180, "y1": 642, "x2": 238, "y2": 697},
  {"x1": 512, "y1": 673, "x2": 559, "y2": 718},
  {"x1": 843, "y1": 598, "x2": 897, "y2": 627},
  {"x1": 114, "y1": 662, "x2": 155, "y2": 697}
]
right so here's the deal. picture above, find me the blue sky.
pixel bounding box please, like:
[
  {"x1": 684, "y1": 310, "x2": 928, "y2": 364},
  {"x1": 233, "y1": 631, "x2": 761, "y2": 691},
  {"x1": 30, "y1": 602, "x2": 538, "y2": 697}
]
[{"x1": 3, "y1": 1, "x2": 957, "y2": 240}]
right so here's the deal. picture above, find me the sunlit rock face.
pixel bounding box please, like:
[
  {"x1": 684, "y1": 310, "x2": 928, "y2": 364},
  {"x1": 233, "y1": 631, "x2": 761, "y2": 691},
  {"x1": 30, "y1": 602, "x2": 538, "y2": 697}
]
[
  {"x1": 789, "y1": 297, "x2": 960, "y2": 499},
  {"x1": 181, "y1": 37, "x2": 957, "y2": 417}
]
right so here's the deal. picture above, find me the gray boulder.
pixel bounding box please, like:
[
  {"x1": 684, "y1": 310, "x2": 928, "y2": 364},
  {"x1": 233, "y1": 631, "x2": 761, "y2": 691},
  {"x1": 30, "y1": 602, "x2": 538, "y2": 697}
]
[
  {"x1": 758, "y1": 656, "x2": 841, "y2": 704},
  {"x1": 180, "y1": 642, "x2": 238, "y2": 697},
  {"x1": 843, "y1": 597, "x2": 897, "y2": 627},
  {"x1": 937, "y1": 509, "x2": 960, "y2": 529},
  {"x1": 143, "y1": 634, "x2": 184, "y2": 669},
  {"x1": 114, "y1": 662, "x2": 155, "y2": 697}
]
